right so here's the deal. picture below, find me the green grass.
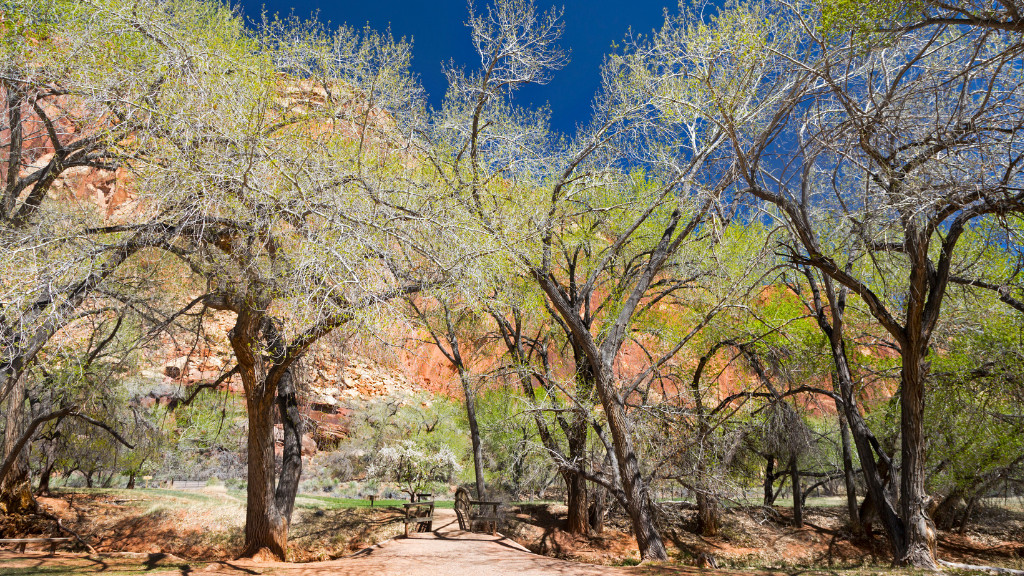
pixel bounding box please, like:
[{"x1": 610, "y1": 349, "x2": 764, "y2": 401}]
[{"x1": 294, "y1": 494, "x2": 455, "y2": 509}]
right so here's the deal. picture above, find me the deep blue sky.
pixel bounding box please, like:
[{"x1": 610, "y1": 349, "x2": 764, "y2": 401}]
[{"x1": 234, "y1": 0, "x2": 680, "y2": 136}]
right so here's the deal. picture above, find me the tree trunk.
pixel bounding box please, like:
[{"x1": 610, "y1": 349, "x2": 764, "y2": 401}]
[
  {"x1": 274, "y1": 366, "x2": 303, "y2": 524},
  {"x1": 764, "y1": 456, "x2": 776, "y2": 506},
  {"x1": 932, "y1": 489, "x2": 963, "y2": 530},
  {"x1": 126, "y1": 472, "x2": 136, "y2": 490},
  {"x1": 565, "y1": 354, "x2": 594, "y2": 535},
  {"x1": 0, "y1": 374, "x2": 34, "y2": 514},
  {"x1": 36, "y1": 462, "x2": 53, "y2": 496},
  {"x1": 589, "y1": 483, "x2": 606, "y2": 534},
  {"x1": 790, "y1": 454, "x2": 803, "y2": 528},
  {"x1": 837, "y1": 407, "x2": 861, "y2": 533},
  {"x1": 595, "y1": 363, "x2": 667, "y2": 561},
  {"x1": 696, "y1": 489, "x2": 720, "y2": 536},
  {"x1": 896, "y1": 348, "x2": 938, "y2": 569},
  {"x1": 240, "y1": 389, "x2": 287, "y2": 560},
  {"x1": 231, "y1": 307, "x2": 287, "y2": 560},
  {"x1": 458, "y1": 369, "x2": 487, "y2": 500},
  {"x1": 565, "y1": 469, "x2": 589, "y2": 534},
  {"x1": 826, "y1": 317, "x2": 906, "y2": 560}
]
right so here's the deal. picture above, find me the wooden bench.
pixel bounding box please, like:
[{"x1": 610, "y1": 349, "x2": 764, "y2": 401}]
[
  {"x1": 0, "y1": 537, "x2": 72, "y2": 554},
  {"x1": 469, "y1": 500, "x2": 502, "y2": 535},
  {"x1": 453, "y1": 488, "x2": 503, "y2": 535},
  {"x1": 403, "y1": 500, "x2": 435, "y2": 537}
]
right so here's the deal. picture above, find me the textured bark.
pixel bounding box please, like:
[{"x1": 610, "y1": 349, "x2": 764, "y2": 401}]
[
  {"x1": 231, "y1": 306, "x2": 288, "y2": 560},
  {"x1": 0, "y1": 375, "x2": 34, "y2": 514},
  {"x1": 589, "y1": 484, "x2": 606, "y2": 534},
  {"x1": 240, "y1": 390, "x2": 287, "y2": 560},
  {"x1": 274, "y1": 366, "x2": 302, "y2": 523},
  {"x1": 36, "y1": 463, "x2": 53, "y2": 495},
  {"x1": 596, "y1": 363, "x2": 667, "y2": 561},
  {"x1": 565, "y1": 354, "x2": 592, "y2": 535},
  {"x1": 932, "y1": 489, "x2": 964, "y2": 530},
  {"x1": 565, "y1": 469, "x2": 589, "y2": 534},
  {"x1": 696, "y1": 490, "x2": 720, "y2": 536},
  {"x1": 896, "y1": 346, "x2": 938, "y2": 569}
]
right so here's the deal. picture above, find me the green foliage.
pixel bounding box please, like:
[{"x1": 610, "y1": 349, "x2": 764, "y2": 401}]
[{"x1": 818, "y1": 0, "x2": 924, "y2": 39}]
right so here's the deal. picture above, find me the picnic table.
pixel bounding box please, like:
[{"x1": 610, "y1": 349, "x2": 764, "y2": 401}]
[{"x1": 403, "y1": 500, "x2": 436, "y2": 536}]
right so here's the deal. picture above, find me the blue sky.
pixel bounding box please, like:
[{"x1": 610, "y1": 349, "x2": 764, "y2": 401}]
[{"x1": 234, "y1": 0, "x2": 680, "y2": 136}]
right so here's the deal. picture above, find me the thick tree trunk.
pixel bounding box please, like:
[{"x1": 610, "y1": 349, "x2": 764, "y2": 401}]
[
  {"x1": 896, "y1": 349, "x2": 937, "y2": 569},
  {"x1": 790, "y1": 454, "x2": 803, "y2": 528},
  {"x1": 274, "y1": 366, "x2": 303, "y2": 524},
  {"x1": 565, "y1": 355, "x2": 594, "y2": 535},
  {"x1": 565, "y1": 469, "x2": 589, "y2": 534},
  {"x1": 231, "y1": 307, "x2": 288, "y2": 560},
  {"x1": 1, "y1": 374, "x2": 34, "y2": 514},
  {"x1": 932, "y1": 489, "x2": 963, "y2": 530},
  {"x1": 696, "y1": 489, "x2": 720, "y2": 536},
  {"x1": 36, "y1": 463, "x2": 52, "y2": 495},
  {"x1": 595, "y1": 363, "x2": 667, "y2": 561},
  {"x1": 241, "y1": 390, "x2": 287, "y2": 560},
  {"x1": 458, "y1": 369, "x2": 487, "y2": 500}
]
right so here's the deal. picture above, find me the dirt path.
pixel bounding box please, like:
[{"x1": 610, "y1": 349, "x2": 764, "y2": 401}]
[
  {"x1": 0, "y1": 510, "x2": 773, "y2": 575},
  {"x1": 248, "y1": 509, "x2": 640, "y2": 576}
]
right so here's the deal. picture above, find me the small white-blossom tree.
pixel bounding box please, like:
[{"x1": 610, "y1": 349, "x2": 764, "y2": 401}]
[{"x1": 368, "y1": 441, "x2": 461, "y2": 501}]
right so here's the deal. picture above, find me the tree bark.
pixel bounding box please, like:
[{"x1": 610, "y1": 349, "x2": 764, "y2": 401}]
[
  {"x1": 565, "y1": 468, "x2": 589, "y2": 534},
  {"x1": 1, "y1": 374, "x2": 35, "y2": 514},
  {"x1": 790, "y1": 454, "x2": 803, "y2": 528},
  {"x1": 36, "y1": 462, "x2": 53, "y2": 496},
  {"x1": 764, "y1": 456, "x2": 776, "y2": 506},
  {"x1": 232, "y1": 307, "x2": 288, "y2": 560},
  {"x1": 589, "y1": 482, "x2": 606, "y2": 534},
  {"x1": 565, "y1": 354, "x2": 592, "y2": 535},
  {"x1": 896, "y1": 345, "x2": 937, "y2": 568},
  {"x1": 837, "y1": 408, "x2": 861, "y2": 533},
  {"x1": 274, "y1": 366, "x2": 303, "y2": 524},
  {"x1": 595, "y1": 363, "x2": 667, "y2": 560},
  {"x1": 458, "y1": 369, "x2": 487, "y2": 500}
]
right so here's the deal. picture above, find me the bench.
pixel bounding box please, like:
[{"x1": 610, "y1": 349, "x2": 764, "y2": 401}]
[
  {"x1": 453, "y1": 488, "x2": 503, "y2": 535},
  {"x1": 403, "y1": 500, "x2": 435, "y2": 537},
  {"x1": 0, "y1": 537, "x2": 72, "y2": 554},
  {"x1": 469, "y1": 500, "x2": 502, "y2": 535}
]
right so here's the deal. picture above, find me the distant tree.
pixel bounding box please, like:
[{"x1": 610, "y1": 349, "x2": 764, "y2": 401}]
[{"x1": 368, "y1": 441, "x2": 461, "y2": 501}]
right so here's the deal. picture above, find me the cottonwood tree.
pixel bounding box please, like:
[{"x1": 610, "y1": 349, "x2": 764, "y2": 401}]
[
  {"x1": 423, "y1": 0, "x2": 802, "y2": 559},
  {"x1": 719, "y1": 1, "x2": 1024, "y2": 567},
  {"x1": 405, "y1": 295, "x2": 490, "y2": 500},
  {"x1": 129, "y1": 12, "x2": 442, "y2": 559},
  {"x1": 0, "y1": 0, "x2": 270, "y2": 509}
]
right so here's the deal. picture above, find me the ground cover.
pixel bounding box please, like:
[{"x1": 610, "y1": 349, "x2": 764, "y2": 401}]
[{"x1": 1, "y1": 489, "x2": 1022, "y2": 574}]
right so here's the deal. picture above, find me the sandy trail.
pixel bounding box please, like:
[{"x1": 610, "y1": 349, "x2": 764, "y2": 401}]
[{"x1": 253, "y1": 509, "x2": 634, "y2": 576}]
